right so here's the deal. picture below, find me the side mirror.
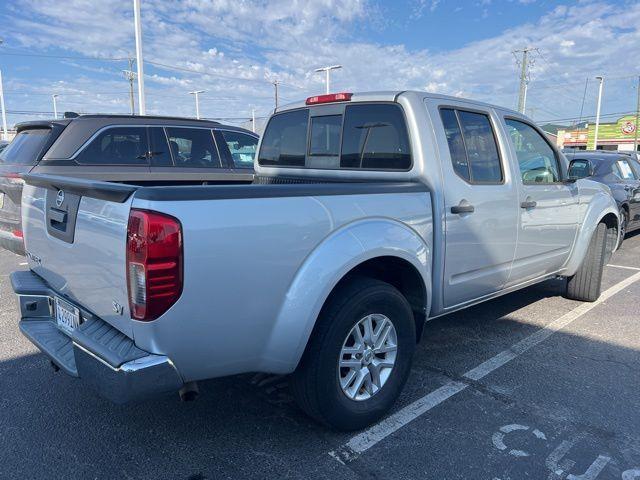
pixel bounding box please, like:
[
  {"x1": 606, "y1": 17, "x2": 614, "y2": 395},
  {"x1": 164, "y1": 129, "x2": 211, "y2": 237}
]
[{"x1": 567, "y1": 159, "x2": 594, "y2": 181}]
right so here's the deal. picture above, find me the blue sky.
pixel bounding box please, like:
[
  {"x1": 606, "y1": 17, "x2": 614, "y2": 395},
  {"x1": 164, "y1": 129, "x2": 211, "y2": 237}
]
[{"x1": 0, "y1": 0, "x2": 639, "y2": 129}]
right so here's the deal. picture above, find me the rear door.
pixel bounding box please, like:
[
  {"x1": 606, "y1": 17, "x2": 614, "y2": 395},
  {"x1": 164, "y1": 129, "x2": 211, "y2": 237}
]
[
  {"x1": 432, "y1": 102, "x2": 519, "y2": 308},
  {"x1": 615, "y1": 157, "x2": 640, "y2": 228},
  {"x1": 149, "y1": 126, "x2": 252, "y2": 184},
  {"x1": 502, "y1": 117, "x2": 579, "y2": 285}
]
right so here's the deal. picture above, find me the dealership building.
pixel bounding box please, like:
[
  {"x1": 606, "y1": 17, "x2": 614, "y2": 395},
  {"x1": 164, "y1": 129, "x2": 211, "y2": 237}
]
[{"x1": 556, "y1": 115, "x2": 639, "y2": 151}]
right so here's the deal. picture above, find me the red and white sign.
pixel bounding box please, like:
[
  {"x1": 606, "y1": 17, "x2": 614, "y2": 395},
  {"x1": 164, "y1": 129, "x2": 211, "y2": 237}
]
[{"x1": 621, "y1": 121, "x2": 637, "y2": 135}]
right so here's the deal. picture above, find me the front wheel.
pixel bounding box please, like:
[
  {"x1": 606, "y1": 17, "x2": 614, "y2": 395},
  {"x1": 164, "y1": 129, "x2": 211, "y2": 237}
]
[
  {"x1": 290, "y1": 277, "x2": 416, "y2": 431},
  {"x1": 565, "y1": 222, "x2": 607, "y2": 302}
]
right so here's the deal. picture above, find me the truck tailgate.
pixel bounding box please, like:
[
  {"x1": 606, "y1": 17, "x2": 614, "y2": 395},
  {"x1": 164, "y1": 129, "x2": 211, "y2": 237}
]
[{"x1": 22, "y1": 174, "x2": 137, "y2": 337}]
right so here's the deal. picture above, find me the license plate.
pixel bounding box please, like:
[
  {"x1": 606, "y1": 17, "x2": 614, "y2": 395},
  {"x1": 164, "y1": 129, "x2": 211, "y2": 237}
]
[{"x1": 55, "y1": 296, "x2": 81, "y2": 334}]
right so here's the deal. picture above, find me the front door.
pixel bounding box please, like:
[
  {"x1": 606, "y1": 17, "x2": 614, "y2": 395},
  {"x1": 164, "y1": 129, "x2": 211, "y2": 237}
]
[
  {"x1": 435, "y1": 104, "x2": 519, "y2": 308},
  {"x1": 502, "y1": 118, "x2": 579, "y2": 285}
]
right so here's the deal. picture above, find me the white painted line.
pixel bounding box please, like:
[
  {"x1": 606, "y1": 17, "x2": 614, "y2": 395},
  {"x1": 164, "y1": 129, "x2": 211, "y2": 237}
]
[
  {"x1": 19, "y1": 262, "x2": 27, "y2": 266},
  {"x1": 607, "y1": 264, "x2": 640, "y2": 271},
  {"x1": 330, "y1": 271, "x2": 640, "y2": 462}
]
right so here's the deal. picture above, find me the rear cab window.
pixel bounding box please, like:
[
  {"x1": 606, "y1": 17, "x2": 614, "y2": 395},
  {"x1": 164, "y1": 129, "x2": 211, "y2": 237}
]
[
  {"x1": 258, "y1": 103, "x2": 411, "y2": 171},
  {"x1": 0, "y1": 128, "x2": 51, "y2": 165}
]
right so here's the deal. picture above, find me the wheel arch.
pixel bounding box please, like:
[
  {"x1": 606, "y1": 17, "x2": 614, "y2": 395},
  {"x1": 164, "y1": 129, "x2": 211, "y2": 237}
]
[
  {"x1": 564, "y1": 193, "x2": 619, "y2": 276},
  {"x1": 259, "y1": 218, "x2": 432, "y2": 374}
]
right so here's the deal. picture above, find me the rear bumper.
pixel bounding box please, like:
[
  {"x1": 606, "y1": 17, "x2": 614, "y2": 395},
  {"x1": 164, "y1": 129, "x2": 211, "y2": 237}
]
[
  {"x1": 11, "y1": 270, "x2": 183, "y2": 403},
  {"x1": 0, "y1": 228, "x2": 25, "y2": 255}
]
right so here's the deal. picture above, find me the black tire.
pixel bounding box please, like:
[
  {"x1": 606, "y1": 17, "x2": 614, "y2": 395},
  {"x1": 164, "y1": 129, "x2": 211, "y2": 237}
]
[
  {"x1": 290, "y1": 276, "x2": 416, "y2": 431},
  {"x1": 565, "y1": 222, "x2": 607, "y2": 302}
]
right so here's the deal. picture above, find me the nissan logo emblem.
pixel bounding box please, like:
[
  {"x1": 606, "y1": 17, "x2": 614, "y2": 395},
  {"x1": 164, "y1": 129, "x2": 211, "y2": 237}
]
[{"x1": 55, "y1": 190, "x2": 65, "y2": 208}]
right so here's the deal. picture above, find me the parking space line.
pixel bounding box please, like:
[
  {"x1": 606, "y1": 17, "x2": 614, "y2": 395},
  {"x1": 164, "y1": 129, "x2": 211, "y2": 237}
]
[
  {"x1": 329, "y1": 271, "x2": 640, "y2": 463},
  {"x1": 607, "y1": 264, "x2": 640, "y2": 271}
]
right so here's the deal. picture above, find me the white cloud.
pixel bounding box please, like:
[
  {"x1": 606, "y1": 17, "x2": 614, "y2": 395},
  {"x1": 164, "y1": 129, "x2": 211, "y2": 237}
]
[{"x1": 1, "y1": 0, "x2": 639, "y2": 127}]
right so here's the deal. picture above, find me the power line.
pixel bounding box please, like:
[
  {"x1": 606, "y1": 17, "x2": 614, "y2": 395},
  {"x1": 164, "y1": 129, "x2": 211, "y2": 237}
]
[
  {"x1": 0, "y1": 50, "x2": 128, "y2": 61},
  {"x1": 536, "y1": 110, "x2": 634, "y2": 124}
]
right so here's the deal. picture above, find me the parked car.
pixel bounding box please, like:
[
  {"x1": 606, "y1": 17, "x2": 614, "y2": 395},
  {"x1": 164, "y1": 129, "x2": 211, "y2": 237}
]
[
  {"x1": 567, "y1": 151, "x2": 640, "y2": 245},
  {"x1": 0, "y1": 115, "x2": 258, "y2": 255},
  {"x1": 11, "y1": 91, "x2": 619, "y2": 431}
]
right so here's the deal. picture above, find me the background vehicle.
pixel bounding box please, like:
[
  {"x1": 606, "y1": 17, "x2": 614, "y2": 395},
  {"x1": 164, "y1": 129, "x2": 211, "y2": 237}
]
[
  {"x1": 12, "y1": 91, "x2": 619, "y2": 431},
  {"x1": 0, "y1": 115, "x2": 258, "y2": 255},
  {"x1": 567, "y1": 151, "x2": 640, "y2": 245}
]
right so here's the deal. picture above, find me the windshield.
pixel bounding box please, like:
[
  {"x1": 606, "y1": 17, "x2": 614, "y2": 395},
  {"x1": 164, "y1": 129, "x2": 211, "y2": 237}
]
[{"x1": 0, "y1": 128, "x2": 51, "y2": 165}]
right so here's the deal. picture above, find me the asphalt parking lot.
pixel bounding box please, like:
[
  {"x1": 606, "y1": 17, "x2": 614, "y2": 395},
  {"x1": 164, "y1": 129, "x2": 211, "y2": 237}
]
[{"x1": 1, "y1": 235, "x2": 639, "y2": 480}]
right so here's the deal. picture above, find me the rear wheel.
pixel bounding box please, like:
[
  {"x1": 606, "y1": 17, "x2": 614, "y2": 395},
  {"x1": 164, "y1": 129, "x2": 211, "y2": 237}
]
[
  {"x1": 290, "y1": 277, "x2": 416, "y2": 431},
  {"x1": 565, "y1": 222, "x2": 607, "y2": 302}
]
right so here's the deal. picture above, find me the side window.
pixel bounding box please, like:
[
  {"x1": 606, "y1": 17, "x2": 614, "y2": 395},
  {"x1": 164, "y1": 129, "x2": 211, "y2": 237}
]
[
  {"x1": 75, "y1": 127, "x2": 148, "y2": 165},
  {"x1": 258, "y1": 109, "x2": 309, "y2": 167},
  {"x1": 148, "y1": 127, "x2": 173, "y2": 167},
  {"x1": 440, "y1": 109, "x2": 469, "y2": 181},
  {"x1": 166, "y1": 127, "x2": 221, "y2": 168},
  {"x1": 220, "y1": 131, "x2": 258, "y2": 169},
  {"x1": 340, "y1": 104, "x2": 411, "y2": 170},
  {"x1": 439, "y1": 108, "x2": 503, "y2": 183},
  {"x1": 505, "y1": 119, "x2": 560, "y2": 184},
  {"x1": 616, "y1": 160, "x2": 636, "y2": 180}
]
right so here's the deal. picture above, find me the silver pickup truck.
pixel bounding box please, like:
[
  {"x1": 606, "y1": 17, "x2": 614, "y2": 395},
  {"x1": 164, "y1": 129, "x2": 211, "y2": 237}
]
[{"x1": 12, "y1": 91, "x2": 619, "y2": 431}]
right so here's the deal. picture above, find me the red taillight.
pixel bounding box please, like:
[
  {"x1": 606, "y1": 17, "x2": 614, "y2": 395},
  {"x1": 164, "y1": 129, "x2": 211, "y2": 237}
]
[
  {"x1": 3, "y1": 173, "x2": 24, "y2": 185},
  {"x1": 12, "y1": 229, "x2": 23, "y2": 238},
  {"x1": 306, "y1": 92, "x2": 353, "y2": 105},
  {"x1": 126, "y1": 209, "x2": 183, "y2": 321}
]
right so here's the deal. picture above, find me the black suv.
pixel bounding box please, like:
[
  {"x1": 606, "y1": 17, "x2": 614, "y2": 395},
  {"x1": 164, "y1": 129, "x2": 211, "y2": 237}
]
[{"x1": 0, "y1": 115, "x2": 258, "y2": 255}]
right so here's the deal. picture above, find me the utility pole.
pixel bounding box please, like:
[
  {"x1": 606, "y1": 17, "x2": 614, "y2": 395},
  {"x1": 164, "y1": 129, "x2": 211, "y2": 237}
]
[
  {"x1": 634, "y1": 75, "x2": 640, "y2": 153},
  {"x1": 272, "y1": 80, "x2": 280, "y2": 111},
  {"x1": 251, "y1": 108, "x2": 256, "y2": 133},
  {"x1": 0, "y1": 38, "x2": 7, "y2": 140},
  {"x1": 133, "y1": 0, "x2": 146, "y2": 115},
  {"x1": 314, "y1": 65, "x2": 342, "y2": 94},
  {"x1": 594, "y1": 76, "x2": 604, "y2": 150},
  {"x1": 189, "y1": 90, "x2": 204, "y2": 119},
  {"x1": 122, "y1": 58, "x2": 136, "y2": 115},
  {"x1": 52, "y1": 94, "x2": 59, "y2": 119},
  {"x1": 514, "y1": 47, "x2": 534, "y2": 114}
]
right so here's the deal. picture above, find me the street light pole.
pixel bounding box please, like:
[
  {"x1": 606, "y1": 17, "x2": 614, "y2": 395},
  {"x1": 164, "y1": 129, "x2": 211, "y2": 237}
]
[
  {"x1": 593, "y1": 76, "x2": 604, "y2": 150},
  {"x1": 633, "y1": 75, "x2": 640, "y2": 153},
  {"x1": 52, "y1": 94, "x2": 59, "y2": 119},
  {"x1": 0, "y1": 39, "x2": 8, "y2": 141},
  {"x1": 133, "y1": 0, "x2": 146, "y2": 115},
  {"x1": 251, "y1": 107, "x2": 256, "y2": 133},
  {"x1": 189, "y1": 90, "x2": 204, "y2": 119},
  {"x1": 0, "y1": 69, "x2": 7, "y2": 141},
  {"x1": 314, "y1": 65, "x2": 342, "y2": 94}
]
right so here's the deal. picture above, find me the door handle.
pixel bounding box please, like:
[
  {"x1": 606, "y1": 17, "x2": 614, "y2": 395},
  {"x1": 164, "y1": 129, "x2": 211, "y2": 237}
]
[
  {"x1": 520, "y1": 199, "x2": 537, "y2": 209},
  {"x1": 451, "y1": 201, "x2": 475, "y2": 214}
]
